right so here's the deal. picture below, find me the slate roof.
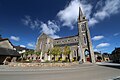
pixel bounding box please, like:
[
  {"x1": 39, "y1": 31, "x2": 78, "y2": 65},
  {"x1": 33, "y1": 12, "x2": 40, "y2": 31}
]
[
  {"x1": 14, "y1": 46, "x2": 29, "y2": 51},
  {"x1": 0, "y1": 38, "x2": 8, "y2": 41},
  {"x1": 0, "y1": 38, "x2": 14, "y2": 47},
  {"x1": 14, "y1": 46, "x2": 34, "y2": 51},
  {"x1": 0, "y1": 47, "x2": 20, "y2": 56},
  {"x1": 112, "y1": 47, "x2": 120, "y2": 54},
  {"x1": 115, "y1": 47, "x2": 120, "y2": 51},
  {"x1": 54, "y1": 35, "x2": 78, "y2": 40}
]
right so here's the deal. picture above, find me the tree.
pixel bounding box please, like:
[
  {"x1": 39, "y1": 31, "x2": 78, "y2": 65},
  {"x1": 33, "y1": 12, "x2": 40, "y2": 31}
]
[
  {"x1": 24, "y1": 50, "x2": 34, "y2": 56},
  {"x1": 63, "y1": 46, "x2": 71, "y2": 62},
  {"x1": 50, "y1": 47, "x2": 61, "y2": 62},
  {"x1": 47, "y1": 49, "x2": 51, "y2": 56},
  {"x1": 23, "y1": 50, "x2": 34, "y2": 60},
  {"x1": 35, "y1": 51, "x2": 41, "y2": 60},
  {"x1": 35, "y1": 51, "x2": 41, "y2": 56}
]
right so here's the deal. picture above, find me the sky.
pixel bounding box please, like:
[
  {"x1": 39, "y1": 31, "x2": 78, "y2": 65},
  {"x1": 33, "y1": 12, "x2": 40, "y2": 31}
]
[{"x1": 0, "y1": 0, "x2": 120, "y2": 53}]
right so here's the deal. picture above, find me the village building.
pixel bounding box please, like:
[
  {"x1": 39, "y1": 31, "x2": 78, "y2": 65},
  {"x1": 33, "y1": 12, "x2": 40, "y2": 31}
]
[
  {"x1": 35, "y1": 7, "x2": 95, "y2": 63},
  {"x1": 94, "y1": 52, "x2": 110, "y2": 62},
  {"x1": 110, "y1": 47, "x2": 120, "y2": 63},
  {"x1": 0, "y1": 36, "x2": 20, "y2": 64},
  {"x1": 102, "y1": 53, "x2": 110, "y2": 62},
  {"x1": 94, "y1": 52, "x2": 103, "y2": 62}
]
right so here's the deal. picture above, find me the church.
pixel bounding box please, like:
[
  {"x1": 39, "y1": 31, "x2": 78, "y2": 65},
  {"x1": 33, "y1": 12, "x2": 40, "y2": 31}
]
[{"x1": 35, "y1": 7, "x2": 95, "y2": 63}]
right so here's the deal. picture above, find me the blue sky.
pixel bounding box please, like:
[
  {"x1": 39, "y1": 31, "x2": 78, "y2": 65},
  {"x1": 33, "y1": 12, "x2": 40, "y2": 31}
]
[{"x1": 0, "y1": 0, "x2": 120, "y2": 53}]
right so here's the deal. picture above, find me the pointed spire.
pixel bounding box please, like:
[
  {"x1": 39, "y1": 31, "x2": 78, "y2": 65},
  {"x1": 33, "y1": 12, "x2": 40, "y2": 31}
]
[{"x1": 78, "y1": 7, "x2": 84, "y2": 21}]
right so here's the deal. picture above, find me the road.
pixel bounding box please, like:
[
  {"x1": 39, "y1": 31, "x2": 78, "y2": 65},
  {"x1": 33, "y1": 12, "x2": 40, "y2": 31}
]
[{"x1": 0, "y1": 63, "x2": 120, "y2": 80}]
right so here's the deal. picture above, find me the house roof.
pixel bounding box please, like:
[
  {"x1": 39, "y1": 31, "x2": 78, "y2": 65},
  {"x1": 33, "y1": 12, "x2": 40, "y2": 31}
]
[
  {"x1": 0, "y1": 38, "x2": 14, "y2": 47},
  {"x1": 14, "y1": 46, "x2": 34, "y2": 51},
  {"x1": 54, "y1": 35, "x2": 78, "y2": 40},
  {"x1": 14, "y1": 46, "x2": 29, "y2": 51},
  {"x1": 112, "y1": 47, "x2": 120, "y2": 54},
  {"x1": 115, "y1": 47, "x2": 120, "y2": 50},
  {"x1": 39, "y1": 33, "x2": 54, "y2": 39},
  {"x1": 0, "y1": 47, "x2": 20, "y2": 56},
  {"x1": 0, "y1": 38, "x2": 9, "y2": 41},
  {"x1": 94, "y1": 52, "x2": 101, "y2": 55}
]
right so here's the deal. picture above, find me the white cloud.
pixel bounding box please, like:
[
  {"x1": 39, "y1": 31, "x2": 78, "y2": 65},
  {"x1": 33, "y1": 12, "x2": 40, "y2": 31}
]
[
  {"x1": 20, "y1": 45, "x2": 26, "y2": 48},
  {"x1": 92, "y1": 0, "x2": 120, "y2": 25},
  {"x1": 40, "y1": 21, "x2": 60, "y2": 39},
  {"x1": 95, "y1": 0, "x2": 104, "y2": 9},
  {"x1": 114, "y1": 33, "x2": 119, "y2": 36},
  {"x1": 94, "y1": 11, "x2": 109, "y2": 20},
  {"x1": 96, "y1": 43, "x2": 110, "y2": 48},
  {"x1": 57, "y1": 0, "x2": 92, "y2": 29},
  {"x1": 22, "y1": 0, "x2": 120, "y2": 36},
  {"x1": 27, "y1": 43, "x2": 35, "y2": 47},
  {"x1": 94, "y1": 49, "x2": 98, "y2": 52},
  {"x1": 22, "y1": 16, "x2": 60, "y2": 39},
  {"x1": 10, "y1": 36, "x2": 20, "y2": 41},
  {"x1": 49, "y1": 35, "x2": 60, "y2": 39},
  {"x1": 22, "y1": 16, "x2": 40, "y2": 29},
  {"x1": 57, "y1": 0, "x2": 120, "y2": 27},
  {"x1": 92, "y1": 35, "x2": 104, "y2": 41},
  {"x1": 88, "y1": 18, "x2": 98, "y2": 26}
]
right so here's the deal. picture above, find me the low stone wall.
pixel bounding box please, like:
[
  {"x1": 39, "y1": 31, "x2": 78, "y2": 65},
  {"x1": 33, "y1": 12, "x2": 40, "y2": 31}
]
[{"x1": 9, "y1": 62, "x2": 79, "y2": 67}]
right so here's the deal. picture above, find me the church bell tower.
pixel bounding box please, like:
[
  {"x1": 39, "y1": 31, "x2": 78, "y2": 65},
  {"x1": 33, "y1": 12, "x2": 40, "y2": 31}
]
[{"x1": 78, "y1": 7, "x2": 95, "y2": 63}]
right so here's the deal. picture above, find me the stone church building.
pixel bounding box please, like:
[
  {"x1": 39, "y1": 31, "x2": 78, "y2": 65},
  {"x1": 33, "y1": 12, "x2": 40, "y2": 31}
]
[{"x1": 35, "y1": 7, "x2": 95, "y2": 63}]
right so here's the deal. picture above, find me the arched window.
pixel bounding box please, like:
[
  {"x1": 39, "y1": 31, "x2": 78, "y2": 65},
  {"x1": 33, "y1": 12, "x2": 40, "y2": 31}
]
[{"x1": 81, "y1": 23, "x2": 86, "y2": 31}]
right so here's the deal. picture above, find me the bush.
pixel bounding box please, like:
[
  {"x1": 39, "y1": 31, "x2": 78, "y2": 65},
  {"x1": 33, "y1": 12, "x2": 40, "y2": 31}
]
[
  {"x1": 72, "y1": 58, "x2": 75, "y2": 62},
  {"x1": 59, "y1": 58, "x2": 62, "y2": 61},
  {"x1": 20, "y1": 60, "x2": 32, "y2": 63},
  {"x1": 56, "y1": 57, "x2": 59, "y2": 62},
  {"x1": 45, "y1": 60, "x2": 50, "y2": 63}
]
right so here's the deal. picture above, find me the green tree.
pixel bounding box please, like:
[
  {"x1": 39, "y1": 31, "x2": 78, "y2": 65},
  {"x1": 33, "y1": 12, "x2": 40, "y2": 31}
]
[
  {"x1": 25, "y1": 50, "x2": 34, "y2": 55},
  {"x1": 63, "y1": 46, "x2": 71, "y2": 62},
  {"x1": 35, "y1": 51, "x2": 41, "y2": 56},
  {"x1": 35, "y1": 51, "x2": 41, "y2": 60},
  {"x1": 47, "y1": 49, "x2": 51, "y2": 56},
  {"x1": 23, "y1": 50, "x2": 34, "y2": 59},
  {"x1": 50, "y1": 47, "x2": 61, "y2": 62}
]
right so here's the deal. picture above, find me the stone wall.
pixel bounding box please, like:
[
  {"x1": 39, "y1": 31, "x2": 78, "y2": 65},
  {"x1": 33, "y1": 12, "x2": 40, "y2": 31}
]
[
  {"x1": 9, "y1": 62, "x2": 79, "y2": 67},
  {"x1": 35, "y1": 33, "x2": 53, "y2": 53}
]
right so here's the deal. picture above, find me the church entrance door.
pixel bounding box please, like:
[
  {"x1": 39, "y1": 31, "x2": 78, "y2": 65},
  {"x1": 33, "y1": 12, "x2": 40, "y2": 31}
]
[{"x1": 84, "y1": 49, "x2": 90, "y2": 62}]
